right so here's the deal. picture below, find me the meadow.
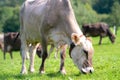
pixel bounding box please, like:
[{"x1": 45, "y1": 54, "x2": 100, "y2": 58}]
[{"x1": 0, "y1": 29, "x2": 120, "y2": 80}]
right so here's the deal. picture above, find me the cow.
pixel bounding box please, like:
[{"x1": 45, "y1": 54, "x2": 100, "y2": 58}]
[
  {"x1": 3, "y1": 32, "x2": 21, "y2": 59},
  {"x1": 20, "y1": 0, "x2": 94, "y2": 74},
  {"x1": 3, "y1": 32, "x2": 30, "y2": 60},
  {"x1": 82, "y1": 22, "x2": 116, "y2": 45}
]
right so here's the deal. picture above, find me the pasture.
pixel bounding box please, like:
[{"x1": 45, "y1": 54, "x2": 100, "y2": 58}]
[{"x1": 0, "y1": 29, "x2": 120, "y2": 80}]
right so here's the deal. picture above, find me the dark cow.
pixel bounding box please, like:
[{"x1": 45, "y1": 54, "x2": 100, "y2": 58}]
[
  {"x1": 3, "y1": 32, "x2": 21, "y2": 59},
  {"x1": 82, "y1": 22, "x2": 116, "y2": 45},
  {"x1": 3, "y1": 32, "x2": 30, "y2": 60},
  {"x1": 20, "y1": 0, "x2": 94, "y2": 74}
]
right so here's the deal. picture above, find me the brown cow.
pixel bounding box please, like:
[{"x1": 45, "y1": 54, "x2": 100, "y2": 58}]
[
  {"x1": 82, "y1": 22, "x2": 116, "y2": 45},
  {"x1": 3, "y1": 32, "x2": 30, "y2": 60},
  {"x1": 3, "y1": 32, "x2": 21, "y2": 59}
]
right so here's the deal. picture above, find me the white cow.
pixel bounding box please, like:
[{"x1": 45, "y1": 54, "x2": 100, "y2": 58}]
[{"x1": 20, "y1": 0, "x2": 94, "y2": 74}]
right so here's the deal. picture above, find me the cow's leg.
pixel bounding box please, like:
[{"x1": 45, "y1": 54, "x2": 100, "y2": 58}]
[
  {"x1": 48, "y1": 45, "x2": 59, "y2": 59},
  {"x1": 39, "y1": 41, "x2": 48, "y2": 74},
  {"x1": 10, "y1": 52, "x2": 13, "y2": 59},
  {"x1": 59, "y1": 45, "x2": 67, "y2": 74},
  {"x1": 48, "y1": 45, "x2": 54, "y2": 58},
  {"x1": 28, "y1": 45, "x2": 36, "y2": 73},
  {"x1": 20, "y1": 37, "x2": 28, "y2": 74},
  {"x1": 99, "y1": 36, "x2": 102, "y2": 45},
  {"x1": 21, "y1": 45, "x2": 28, "y2": 74},
  {"x1": 54, "y1": 48, "x2": 59, "y2": 59},
  {"x1": 3, "y1": 45, "x2": 7, "y2": 60},
  {"x1": 20, "y1": 49, "x2": 29, "y2": 60},
  {"x1": 3, "y1": 51, "x2": 6, "y2": 60},
  {"x1": 26, "y1": 51, "x2": 30, "y2": 60}
]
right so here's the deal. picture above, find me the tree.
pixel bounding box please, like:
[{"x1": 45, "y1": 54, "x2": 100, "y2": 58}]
[
  {"x1": 93, "y1": 0, "x2": 114, "y2": 14},
  {"x1": 2, "y1": 7, "x2": 20, "y2": 33},
  {"x1": 109, "y1": 2, "x2": 120, "y2": 26},
  {"x1": 0, "y1": 0, "x2": 24, "y2": 32},
  {"x1": 108, "y1": 1, "x2": 120, "y2": 34},
  {"x1": 71, "y1": 0, "x2": 100, "y2": 27},
  {"x1": 0, "y1": 7, "x2": 14, "y2": 32},
  {"x1": 0, "y1": 0, "x2": 24, "y2": 7}
]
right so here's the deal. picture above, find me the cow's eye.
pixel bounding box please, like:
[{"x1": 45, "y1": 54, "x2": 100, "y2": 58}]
[
  {"x1": 83, "y1": 49, "x2": 88, "y2": 54},
  {"x1": 83, "y1": 49, "x2": 88, "y2": 59}
]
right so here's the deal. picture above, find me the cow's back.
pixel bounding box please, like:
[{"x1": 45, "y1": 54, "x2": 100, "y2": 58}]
[{"x1": 82, "y1": 23, "x2": 109, "y2": 37}]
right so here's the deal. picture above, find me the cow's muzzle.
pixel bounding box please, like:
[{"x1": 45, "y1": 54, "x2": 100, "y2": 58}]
[{"x1": 81, "y1": 67, "x2": 94, "y2": 74}]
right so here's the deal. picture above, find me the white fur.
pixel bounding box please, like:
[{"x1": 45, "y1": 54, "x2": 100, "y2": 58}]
[
  {"x1": 71, "y1": 46, "x2": 86, "y2": 71},
  {"x1": 82, "y1": 67, "x2": 94, "y2": 73}
]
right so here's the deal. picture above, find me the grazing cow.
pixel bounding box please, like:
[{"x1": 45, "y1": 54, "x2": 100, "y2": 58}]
[
  {"x1": 82, "y1": 22, "x2": 116, "y2": 45},
  {"x1": 3, "y1": 32, "x2": 21, "y2": 59},
  {"x1": 3, "y1": 32, "x2": 30, "y2": 60},
  {"x1": 20, "y1": 0, "x2": 94, "y2": 74}
]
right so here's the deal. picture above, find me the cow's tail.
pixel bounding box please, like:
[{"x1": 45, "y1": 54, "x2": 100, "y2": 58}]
[{"x1": 14, "y1": 32, "x2": 20, "y2": 43}]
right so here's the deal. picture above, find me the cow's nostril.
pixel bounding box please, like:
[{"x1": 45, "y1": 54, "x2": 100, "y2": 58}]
[
  {"x1": 90, "y1": 69, "x2": 92, "y2": 73},
  {"x1": 89, "y1": 67, "x2": 94, "y2": 73}
]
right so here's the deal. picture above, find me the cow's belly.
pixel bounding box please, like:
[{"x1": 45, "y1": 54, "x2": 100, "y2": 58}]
[
  {"x1": 25, "y1": 32, "x2": 41, "y2": 44},
  {"x1": 47, "y1": 30, "x2": 70, "y2": 48},
  {"x1": 23, "y1": 23, "x2": 41, "y2": 44}
]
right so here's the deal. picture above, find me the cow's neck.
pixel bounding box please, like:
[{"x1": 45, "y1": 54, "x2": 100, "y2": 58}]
[
  {"x1": 58, "y1": 0, "x2": 83, "y2": 38},
  {"x1": 63, "y1": 10, "x2": 83, "y2": 40},
  {"x1": 47, "y1": 0, "x2": 83, "y2": 46}
]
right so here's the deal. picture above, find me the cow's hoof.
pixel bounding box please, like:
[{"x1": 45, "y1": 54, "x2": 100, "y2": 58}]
[
  {"x1": 29, "y1": 68, "x2": 35, "y2": 73},
  {"x1": 20, "y1": 70, "x2": 27, "y2": 74},
  {"x1": 40, "y1": 70, "x2": 45, "y2": 74},
  {"x1": 60, "y1": 69, "x2": 66, "y2": 75}
]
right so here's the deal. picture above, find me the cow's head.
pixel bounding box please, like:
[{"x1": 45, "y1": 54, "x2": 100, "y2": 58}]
[
  {"x1": 109, "y1": 34, "x2": 116, "y2": 44},
  {"x1": 69, "y1": 33, "x2": 94, "y2": 74}
]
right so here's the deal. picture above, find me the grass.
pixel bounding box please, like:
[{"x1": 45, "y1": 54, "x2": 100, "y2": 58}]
[{"x1": 0, "y1": 29, "x2": 120, "y2": 80}]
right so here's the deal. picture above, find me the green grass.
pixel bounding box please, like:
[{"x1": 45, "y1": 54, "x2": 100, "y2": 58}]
[{"x1": 0, "y1": 30, "x2": 120, "y2": 80}]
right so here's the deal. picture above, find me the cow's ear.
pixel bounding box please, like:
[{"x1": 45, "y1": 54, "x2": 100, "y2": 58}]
[
  {"x1": 86, "y1": 37, "x2": 92, "y2": 43},
  {"x1": 71, "y1": 33, "x2": 80, "y2": 45}
]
